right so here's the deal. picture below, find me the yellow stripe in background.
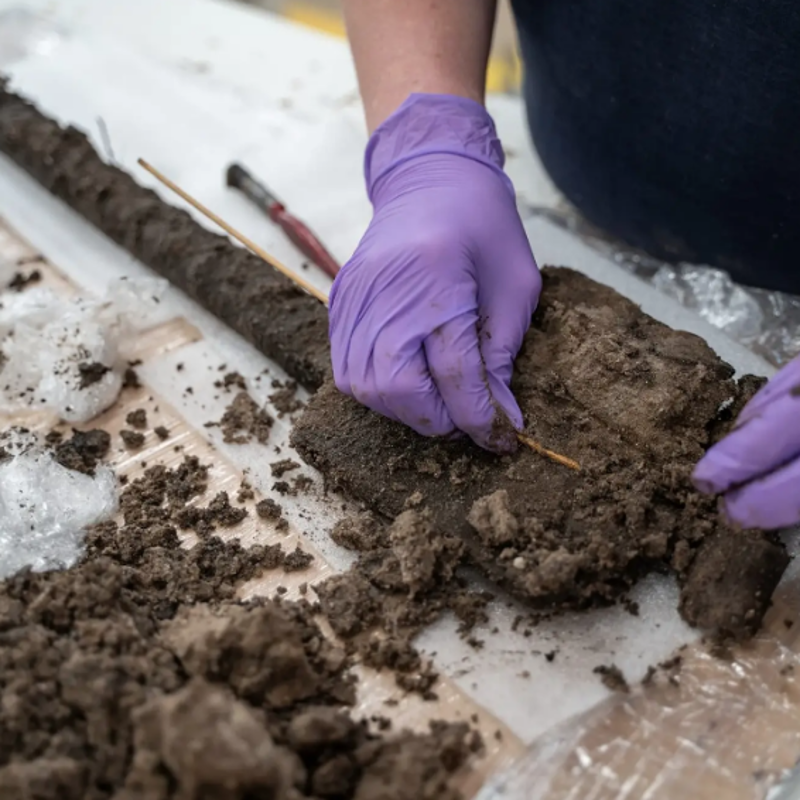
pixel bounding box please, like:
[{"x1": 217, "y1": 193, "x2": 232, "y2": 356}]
[{"x1": 281, "y1": 1, "x2": 522, "y2": 94}]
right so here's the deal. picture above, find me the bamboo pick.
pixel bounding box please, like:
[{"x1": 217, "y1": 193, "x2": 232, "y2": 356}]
[
  {"x1": 517, "y1": 432, "x2": 581, "y2": 472},
  {"x1": 138, "y1": 159, "x2": 579, "y2": 471},
  {"x1": 136, "y1": 159, "x2": 329, "y2": 305}
]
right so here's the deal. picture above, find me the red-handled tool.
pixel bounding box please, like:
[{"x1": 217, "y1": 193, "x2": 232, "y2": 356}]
[{"x1": 226, "y1": 162, "x2": 341, "y2": 279}]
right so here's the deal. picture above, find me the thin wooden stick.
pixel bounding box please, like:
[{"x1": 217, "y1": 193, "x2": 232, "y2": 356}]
[
  {"x1": 137, "y1": 160, "x2": 580, "y2": 471},
  {"x1": 517, "y1": 432, "x2": 581, "y2": 472},
  {"x1": 137, "y1": 159, "x2": 329, "y2": 305}
]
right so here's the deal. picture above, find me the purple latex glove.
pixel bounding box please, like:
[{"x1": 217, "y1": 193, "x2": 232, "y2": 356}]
[
  {"x1": 694, "y1": 356, "x2": 800, "y2": 529},
  {"x1": 329, "y1": 94, "x2": 541, "y2": 452}
]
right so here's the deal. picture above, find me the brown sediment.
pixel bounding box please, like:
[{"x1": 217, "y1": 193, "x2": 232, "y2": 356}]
[
  {"x1": 209, "y1": 391, "x2": 273, "y2": 445},
  {"x1": 315, "y1": 509, "x2": 488, "y2": 697},
  {"x1": 0, "y1": 81, "x2": 330, "y2": 391},
  {"x1": 0, "y1": 450, "x2": 476, "y2": 800},
  {"x1": 293, "y1": 268, "x2": 787, "y2": 639}
]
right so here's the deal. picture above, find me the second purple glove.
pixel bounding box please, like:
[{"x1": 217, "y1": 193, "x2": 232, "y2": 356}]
[
  {"x1": 329, "y1": 94, "x2": 541, "y2": 452},
  {"x1": 694, "y1": 355, "x2": 800, "y2": 529}
]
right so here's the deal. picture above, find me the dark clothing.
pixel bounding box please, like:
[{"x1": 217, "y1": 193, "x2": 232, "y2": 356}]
[{"x1": 511, "y1": 0, "x2": 800, "y2": 293}]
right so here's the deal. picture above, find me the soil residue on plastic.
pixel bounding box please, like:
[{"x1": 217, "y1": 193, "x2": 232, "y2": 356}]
[
  {"x1": 0, "y1": 82, "x2": 330, "y2": 391},
  {"x1": 0, "y1": 449, "x2": 477, "y2": 799},
  {"x1": 293, "y1": 268, "x2": 789, "y2": 639},
  {"x1": 209, "y1": 391, "x2": 273, "y2": 445}
]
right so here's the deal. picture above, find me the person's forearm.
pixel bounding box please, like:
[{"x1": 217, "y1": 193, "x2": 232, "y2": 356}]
[{"x1": 342, "y1": 0, "x2": 497, "y2": 132}]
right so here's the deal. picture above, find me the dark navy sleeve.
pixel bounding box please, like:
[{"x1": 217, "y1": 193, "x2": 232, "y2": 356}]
[{"x1": 511, "y1": 0, "x2": 800, "y2": 293}]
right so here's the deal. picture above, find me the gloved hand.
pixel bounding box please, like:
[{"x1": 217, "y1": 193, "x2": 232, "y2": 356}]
[
  {"x1": 329, "y1": 93, "x2": 541, "y2": 453},
  {"x1": 693, "y1": 356, "x2": 800, "y2": 529}
]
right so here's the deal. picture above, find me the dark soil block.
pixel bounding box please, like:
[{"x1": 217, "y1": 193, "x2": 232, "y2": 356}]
[{"x1": 293, "y1": 268, "x2": 788, "y2": 637}]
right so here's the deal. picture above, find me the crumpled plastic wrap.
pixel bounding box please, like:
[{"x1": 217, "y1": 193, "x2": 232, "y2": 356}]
[
  {"x1": 0, "y1": 428, "x2": 117, "y2": 579},
  {"x1": 477, "y1": 558, "x2": 800, "y2": 800},
  {"x1": 0, "y1": 274, "x2": 167, "y2": 423}
]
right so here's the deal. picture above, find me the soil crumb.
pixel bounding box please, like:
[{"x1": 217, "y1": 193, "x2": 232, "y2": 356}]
[
  {"x1": 211, "y1": 391, "x2": 273, "y2": 445},
  {"x1": 153, "y1": 425, "x2": 170, "y2": 441},
  {"x1": 283, "y1": 546, "x2": 314, "y2": 573},
  {"x1": 77, "y1": 361, "x2": 111, "y2": 389},
  {"x1": 256, "y1": 498, "x2": 283, "y2": 521},
  {"x1": 6, "y1": 268, "x2": 41, "y2": 291},
  {"x1": 293, "y1": 267, "x2": 787, "y2": 639},
  {"x1": 214, "y1": 370, "x2": 247, "y2": 392},
  {"x1": 54, "y1": 428, "x2": 111, "y2": 475},
  {"x1": 594, "y1": 664, "x2": 630, "y2": 693},
  {"x1": 272, "y1": 458, "x2": 300, "y2": 478},
  {"x1": 120, "y1": 428, "x2": 146, "y2": 450},
  {"x1": 126, "y1": 408, "x2": 148, "y2": 429},
  {"x1": 270, "y1": 380, "x2": 304, "y2": 417},
  {"x1": 174, "y1": 490, "x2": 249, "y2": 536},
  {"x1": 0, "y1": 451, "x2": 475, "y2": 799},
  {"x1": 315, "y1": 509, "x2": 487, "y2": 697},
  {"x1": 122, "y1": 366, "x2": 141, "y2": 390}
]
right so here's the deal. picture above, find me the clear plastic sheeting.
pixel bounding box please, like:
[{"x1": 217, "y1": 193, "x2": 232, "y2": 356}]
[
  {"x1": 477, "y1": 559, "x2": 800, "y2": 800},
  {"x1": 0, "y1": 276, "x2": 167, "y2": 423},
  {"x1": 0, "y1": 428, "x2": 117, "y2": 579},
  {"x1": 529, "y1": 206, "x2": 800, "y2": 368}
]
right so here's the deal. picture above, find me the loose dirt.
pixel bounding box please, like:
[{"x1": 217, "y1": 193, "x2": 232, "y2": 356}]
[
  {"x1": 0, "y1": 448, "x2": 477, "y2": 800},
  {"x1": 293, "y1": 268, "x2": 789, "y2": 639},
  {"x1": 316, "y1": 509, "x2": 488, "y2": 697}
]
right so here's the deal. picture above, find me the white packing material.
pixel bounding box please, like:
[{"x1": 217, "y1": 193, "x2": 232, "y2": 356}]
[
  {"x1": 0, "y1": 277, "x2": 167, "y2": 423},
  {"x1": 0, "y1": 428, "x2": 117, "y2": 579}
]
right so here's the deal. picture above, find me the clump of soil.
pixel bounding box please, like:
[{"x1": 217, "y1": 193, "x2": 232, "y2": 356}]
[
  {"x1": 315, "y1": 509, "x2": 487, "y2": 697},
  {"x1": 270, "y1": 380, "x2": 304, "y2": 418},
  {"x1": 174, "y1": 490, "x2": 249, "y2": 536},
  {"x1": 283, "y1": 547, "x2": 314, "y2": 573},
  {"x1": 272, "y1": 458, "x2": 300, "y2": 478},
  {"x1": 122, "y1": 366, "x2": 141, "y2": 390},
  {"x1": 76, "y1": 361, "x2": 110, "y2": 388},
  {"x1": 0, "y1": 450, "x2": 476, "y2": 799},
  {"x1": 53, "y1": 428, "x2": 111, "y2": 475},
  {"x1": 293, "y1": 268, "x2": 788, "y2": 639},
  {"x1": 330, "y1": 512, "x2": 387, "y2": 552},
  {"x1": 153, "y1": 425, "x2": 170, "y2": 441},
  {"x1": 209, "y1": 391, "x2": 273, "y2": 445},
  {"x1": 256, "y1": 498, "x2": 283, "y2": 521},
  {"x1": 594, "y1": 664, "x2": 629, "y2": 693},
  {"x1": 126, "y1": 408, "x2": 148, "y2": 429},
  {"x1": 214, "y1": 371, "x2": 247, "y2": 392},
  {"x1": 6, "y1": 268, "x2": 41, "y2": 291},
  {"x1": 120, "y1": 428, "x2": 146, "y2": 450}
]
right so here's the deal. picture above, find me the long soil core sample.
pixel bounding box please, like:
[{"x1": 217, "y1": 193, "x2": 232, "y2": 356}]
[{"x1": 0, "y1": 79, "x2": 330, "y2": 391}]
